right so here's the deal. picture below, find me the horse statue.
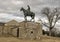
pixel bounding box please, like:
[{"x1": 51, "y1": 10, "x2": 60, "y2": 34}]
[{"x1": 20, "y1": 6, "x2": 35, "y2": 21}]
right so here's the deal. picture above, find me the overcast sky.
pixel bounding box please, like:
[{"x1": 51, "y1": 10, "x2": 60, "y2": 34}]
[
  {"x1": 0, "y1": 0, "x2": 60, "y2": 23},
  {"x1": 0, "y1": 0, "x2": 60, "y2": 31}
]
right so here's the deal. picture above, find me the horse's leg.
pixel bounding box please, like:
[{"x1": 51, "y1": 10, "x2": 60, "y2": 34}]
[
  {"x1": 24, "y1": 16, "x2": 27, "y2": 21},
  {"x1": 30, "y1": 16, "x2": 34, "y2": 22},
  {"x1": 26, "y1": 17, "x2": 27, "y2": 21},
  {"x1": 30, "y1": 16, "x2": 32, "y2": 21},
  {"x1": 30, "y1": 19, "x2": 32, "y2": 21},
  {"x1": 32, "y1": 16, "x2": 35, "y2": 22}
]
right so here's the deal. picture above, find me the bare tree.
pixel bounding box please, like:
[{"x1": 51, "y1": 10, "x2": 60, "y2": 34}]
[{"x1": 41, "y1": 7, "x2": 60, "y2": 36}]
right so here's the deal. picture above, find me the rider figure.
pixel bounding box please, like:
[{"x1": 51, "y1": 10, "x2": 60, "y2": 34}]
[{"x1": 27, "y1": 5, "x2": 30, "y2": 13}]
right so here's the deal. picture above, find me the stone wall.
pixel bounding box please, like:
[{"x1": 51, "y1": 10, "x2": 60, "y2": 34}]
[
  {"x1": 3, "y1": 21, "x2": 42, "y2": 39},
  {"x1": 19, "y1": 21, "x2": 42, "y2": 39},
  {"x1": 0, "y1": 26, "x2": 3, "y2": 34}
]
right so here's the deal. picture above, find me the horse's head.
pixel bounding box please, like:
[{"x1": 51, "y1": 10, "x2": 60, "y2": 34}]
[{"x1": 20, "y1": 7, "x2": 24, "y2": 11}]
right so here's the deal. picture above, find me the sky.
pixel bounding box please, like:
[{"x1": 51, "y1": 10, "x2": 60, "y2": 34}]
[
  {"x1": 0, "y1": 0, "x2": 60, "y2": 30},
  {"x1": 0, "y1": 0, "x2": 60, "y2": 22}
]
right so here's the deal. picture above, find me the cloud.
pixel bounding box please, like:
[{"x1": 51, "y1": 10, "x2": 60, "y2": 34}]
[
  {"x1": 12, "y1": 0, "x2": 24, "y2": 5},
  {"x1": 0, "y1": 13, "x2": 24, "y2": 22}
]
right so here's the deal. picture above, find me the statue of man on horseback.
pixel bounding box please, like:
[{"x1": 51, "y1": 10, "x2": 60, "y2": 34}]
[{"x1": 20, "y1": 5, "x2": 35, "y2": 21}]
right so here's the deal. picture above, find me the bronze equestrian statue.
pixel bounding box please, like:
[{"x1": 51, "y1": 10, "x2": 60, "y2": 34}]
[{"x1": 20, "y1": 5, "x2": 35, "y2": 21}]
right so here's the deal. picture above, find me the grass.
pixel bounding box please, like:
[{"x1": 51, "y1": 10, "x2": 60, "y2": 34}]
[{"x1": 0, "y1": 35, "x2": 60, "y2": 42}]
